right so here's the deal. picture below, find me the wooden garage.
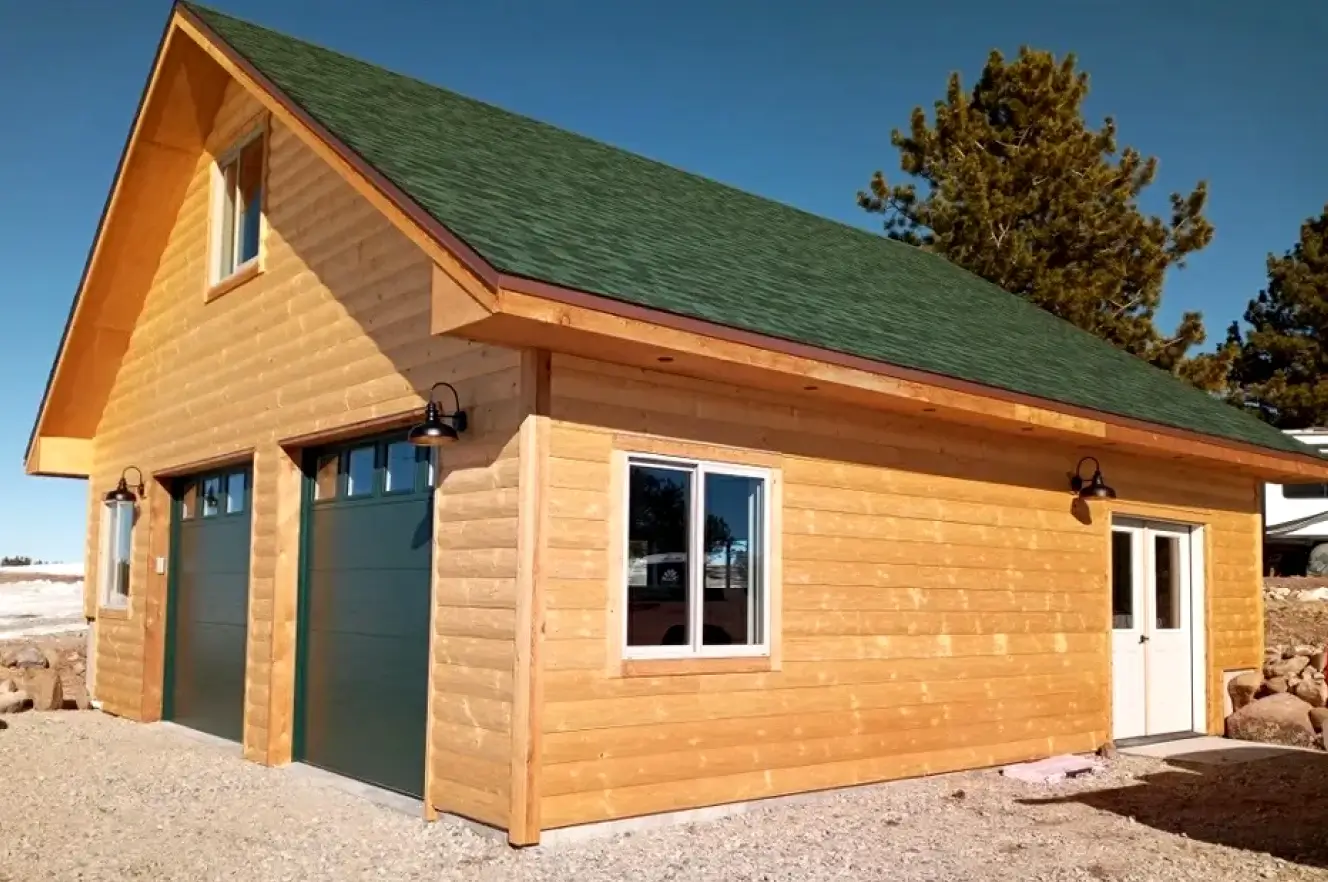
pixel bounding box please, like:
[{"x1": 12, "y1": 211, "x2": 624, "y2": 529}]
[{"x1": 23, "y1": 2, "x2": 1328, "y2": 847}]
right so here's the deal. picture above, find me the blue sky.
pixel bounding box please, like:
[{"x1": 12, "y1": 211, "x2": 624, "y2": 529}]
[{"x1": 2, "y1": 0, "x2": 1327, "y2": 561}]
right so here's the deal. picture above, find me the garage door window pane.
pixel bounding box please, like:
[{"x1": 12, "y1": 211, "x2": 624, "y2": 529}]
[
  {"x1": 181, "y1": 481, "x2": 198, "y2": 519},
  {"x1": 384, "y1": 442, "x2": 417, "y2": 493},
  {"x1": 345, "y1": 446, "x2": 376, "y2": 497},
  {"x1": 314, "y1": 454, "x2": 338, "y2": 500},
  {"x1": 201, "y1": 477, "x2": 222, "y2": 517},
  {"x1": 626, "y1": 464, "x2": 691, "y2": 648},
  {"x1": 226, "y1": 472, "x2": 247, "y2": 513}
]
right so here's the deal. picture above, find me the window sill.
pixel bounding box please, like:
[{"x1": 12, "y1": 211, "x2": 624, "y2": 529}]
[
  {"x1": 205, "y1": 260, "x2": 262, "y2": 302},
  {"x1": 619, "y1": 655, "x2": 772, "y2": 678},
  {"x1": 96, "y1": 604, "x2": 130, "y2": 621}
]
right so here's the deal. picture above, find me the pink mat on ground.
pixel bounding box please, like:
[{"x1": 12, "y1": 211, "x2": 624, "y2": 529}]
[{"x1": 1000, "y1": 755, "x2": 1103, "y2": 784}]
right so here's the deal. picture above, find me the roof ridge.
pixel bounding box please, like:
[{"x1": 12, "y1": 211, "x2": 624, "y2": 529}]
[{"x1": 182, "y1": 2, "x2": 929, "y2": 257}]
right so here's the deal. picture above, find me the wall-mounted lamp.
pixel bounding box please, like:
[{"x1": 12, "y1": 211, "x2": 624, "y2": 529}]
[
  {"x1": 407, "y1": 382, "x2": 468, "y2": 447},
  {"x1": 104, "y1": 466, "x2": 146, "y2": 505},
  {"x1": 1070, "y1": 456, "x2": 1116, "y2": 499}
]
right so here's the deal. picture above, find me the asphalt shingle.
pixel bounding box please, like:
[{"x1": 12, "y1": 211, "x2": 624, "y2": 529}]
[{"x1": 185, "y1": 3, "x2": 1308, "y2": 456}]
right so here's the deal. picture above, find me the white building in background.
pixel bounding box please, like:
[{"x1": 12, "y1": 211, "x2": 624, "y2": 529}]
[{"x1": 1264, "y1": 428, "x2": 1328, "y2": 575}]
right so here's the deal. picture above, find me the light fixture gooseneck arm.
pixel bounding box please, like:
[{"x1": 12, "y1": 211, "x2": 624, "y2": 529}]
[{"x1": 429, "y1": 382, "x2": 468, "y2": 433}]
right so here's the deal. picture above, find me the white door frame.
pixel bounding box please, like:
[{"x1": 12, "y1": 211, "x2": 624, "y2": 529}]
[{"x1": 1110, "y1": 516, "x2": 1207, "y2": 738}]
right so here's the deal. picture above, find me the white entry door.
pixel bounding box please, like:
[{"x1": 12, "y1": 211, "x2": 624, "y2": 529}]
[{"x1": 1110, "y1": 519, "x2": 1196, "y2": 740}]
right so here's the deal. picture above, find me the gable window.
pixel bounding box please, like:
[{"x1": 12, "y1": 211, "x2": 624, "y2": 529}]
[
  {"x1": 210, "y1": 128, "x2": 265, "y2": 287},
  {"x1": 623, "y1": 455, "x2": 770, "y2": 658},
  {"x1": 98, "y1": 501, "x2": 133, "y2": 609}
]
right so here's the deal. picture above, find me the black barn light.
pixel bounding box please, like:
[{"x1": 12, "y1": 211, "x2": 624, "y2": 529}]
[
  {"x1": 1070, "y1": 456, "x2": 1116, "y2": 499},
  {"x1": 408, "y1": 382, "x2": 468, "y2": 447},
  {"x1": 105, "y1": 466, "x2": 146, "y2": 505}
]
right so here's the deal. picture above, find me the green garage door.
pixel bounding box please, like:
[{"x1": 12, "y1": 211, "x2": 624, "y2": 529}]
[
  {"x1": 295, "y1": 434, "x2": 435, "y2": 797},
  {"x1": 165, "y1": 467, "x2": 252, "y2": 743}
]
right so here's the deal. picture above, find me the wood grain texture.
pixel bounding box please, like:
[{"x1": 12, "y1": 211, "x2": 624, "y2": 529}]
[
  {"x1": 536, "y1": 354, "x2": 1263, "y2": 830},
  {"x1": 81, "y1": 71, "x2": 523, "y2": 802}
]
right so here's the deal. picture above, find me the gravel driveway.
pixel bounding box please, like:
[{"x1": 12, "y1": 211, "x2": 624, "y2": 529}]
[{"x1": 4, "y1": 712, "x2": 1327, "y2": 881}]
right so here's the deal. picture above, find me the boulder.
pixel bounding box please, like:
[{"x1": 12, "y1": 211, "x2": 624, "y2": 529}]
[
  {"x1": 1295, "y1": 645, "x2": 1321, "y2": 658},
  {"x1": 1293, "y1": 678, "x2": 1328, "y2": 708},
  {"x1": 1226, "y1": 693, "x2": 1318, "y2": 748},
  {"x1": 0, "y1": 691, "x2": 30, "y2": 714},
  {"x1": 0, "y1": 679, "x2": 14, "y2": 694},
  {"x1": 1266, "y1": 656, "x2": 1310, "y2": 679},
  {"x1": 1265, "y1": 677, "x2": 1290, "y2": 695},
  {"x1": 1310, "y1": 708, "x2": 1328, "y2": 733},
  {"x1": 1228, "y1": 671, "x2": 1263, "y2": 712},
  {"x1": 3, "y1": 646, "x2": 48, "y2": 669},
  {"x1": 26, "y1": 669, "x2": 61, "y2": 712}
]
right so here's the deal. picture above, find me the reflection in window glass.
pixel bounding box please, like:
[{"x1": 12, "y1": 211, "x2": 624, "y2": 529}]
[
  {"x1": 1154, "y1": 536, "x2": 1181, "y2": 630},
  {"x1": 314, "y1": 454, "x2": 338, "y2": 500},
  {"x1": 1111, "y1": 531, "x2": 1134, "y2": 629},
  {"x1": 384, "y1": 442, "x2": 417, "y2": 493},
  {"x1": 101, "y1": 501, "x2": 133, "y2": 607},
  {"x1": 626, "y1": 465, "x2": 691, "y2": 647},
  {"x1": 345, "y1": 446, "x2": 375, "y2": 497},
  {"x1": 201, "y1": 477, "x2": 222, "y2": 517},
  {"x1": 426, "y1": 448, "x2": 440, "y2": 488},
  {"x1": 181, "y1": 482, "x2": 198, "y2": 519},
  {"x1": 226, "y1": 472, "x2": 247, "y2": 513},
  {"x1": 1284, "y1": 482, "x2": 1328, "y2": 499},
  {"x1": 702, "y1": 473, "x2": 763, "y2": 646},
  {"x1": 236, "y1": 137, "x2": 264, "y2": 265}
]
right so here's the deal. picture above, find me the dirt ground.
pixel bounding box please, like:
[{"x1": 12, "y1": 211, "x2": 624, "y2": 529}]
[{"x1": 2, "y1": 713, "x2": 1326, "y2": 881}]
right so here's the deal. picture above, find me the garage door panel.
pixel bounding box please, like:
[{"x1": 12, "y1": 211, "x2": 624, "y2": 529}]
[
  {"x1": 176, "y1": 571, "x2": 250, "y2": 627},
  {"x1": 304, "y1": 568, "x2": 432, "y2": 637},
  {"x1": 308, "y1": 502, "x2": 433, "y2": 572},
  {"x1": 297, "y1": 436, "x2": 433, "y2": 799}
]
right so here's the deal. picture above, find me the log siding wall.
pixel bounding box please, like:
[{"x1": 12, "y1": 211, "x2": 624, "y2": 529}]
[
  {"x1": 84, "y1": 78, "x2": 524, "y2": 826},
  {"x1": 537, "y1": 354, "x2": 1262, "y2": 829}
]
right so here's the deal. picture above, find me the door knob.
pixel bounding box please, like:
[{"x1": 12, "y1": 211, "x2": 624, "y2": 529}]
[{"x1": 1139, "y1": 634, "x2": 1150, "y2": 644}]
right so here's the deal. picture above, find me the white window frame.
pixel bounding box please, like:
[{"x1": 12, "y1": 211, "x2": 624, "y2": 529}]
[
  {"x1": 98, "y1": 503, "x2": 133, "y2": 610},
  {"x1": 621, "y1": 452, "x2": 772, "y2": 660},
  {"x1": 209, "y1": 126, "x2": 266, "y2": 287}
]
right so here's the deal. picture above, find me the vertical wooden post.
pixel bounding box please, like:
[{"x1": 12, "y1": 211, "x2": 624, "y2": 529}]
[
  {"x1": 508, "y1": 349, "x2": 550, "y2": 845},
  {"x1": 265, "y1": 445, "x2": 303, "y2": 764},
  {"x1": 140, "y1": 476, "x2": 173, "y2": 721}
]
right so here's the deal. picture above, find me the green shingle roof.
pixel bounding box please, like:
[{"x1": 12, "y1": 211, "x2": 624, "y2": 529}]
[{"x1": 186, "y1": 3, "x2": 1309, "y2": 457}]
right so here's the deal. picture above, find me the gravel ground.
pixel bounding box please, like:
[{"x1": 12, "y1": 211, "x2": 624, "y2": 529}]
[{"x1": 3, "y1": 713, "x2": 1327, "y2": 882}]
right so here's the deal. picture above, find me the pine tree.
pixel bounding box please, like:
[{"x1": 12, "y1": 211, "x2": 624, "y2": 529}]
[
  {"x1": 1227, "y1": 205, "x2": 1328, "y2": 428},
  {"x1": 859, "y1": 48, "x2": 1226, "y2": 388}
]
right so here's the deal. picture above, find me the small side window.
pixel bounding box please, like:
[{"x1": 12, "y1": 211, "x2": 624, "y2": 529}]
[{"x1": 99, "y1": 501, "x2": 134, "y2": 609}]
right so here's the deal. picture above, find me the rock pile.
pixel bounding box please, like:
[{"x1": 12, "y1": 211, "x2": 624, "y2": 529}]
[
  {"x1": 1226, "y1": 644, "x2": 1328, "y2": 748},
  {"x1": 0, "y1": 640, "x2": 90, "y2": 717}
]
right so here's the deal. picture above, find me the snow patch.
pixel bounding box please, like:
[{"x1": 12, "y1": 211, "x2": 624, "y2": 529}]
[
  {"x1": 0, "y1": 561, "x2": 85, "y2": 579},
  {"x1": 0, "y1": 576, "x2": 86, "y2": 640}
]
